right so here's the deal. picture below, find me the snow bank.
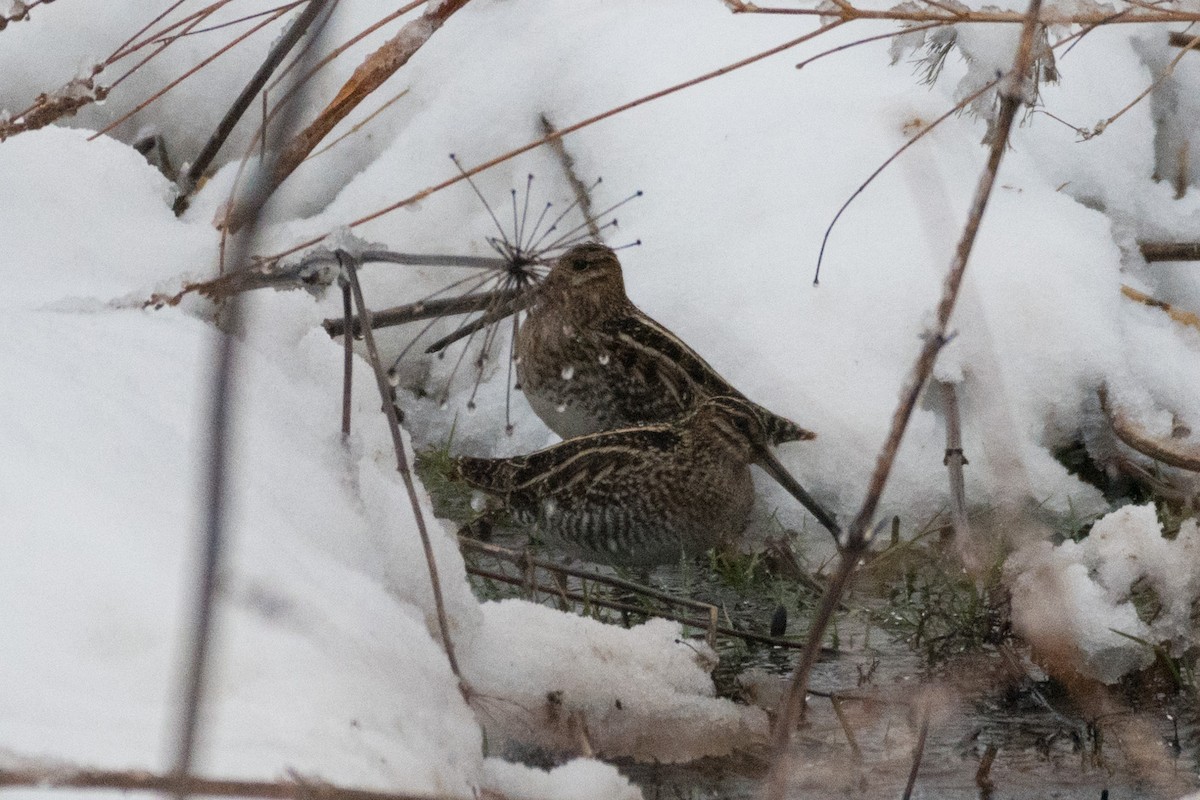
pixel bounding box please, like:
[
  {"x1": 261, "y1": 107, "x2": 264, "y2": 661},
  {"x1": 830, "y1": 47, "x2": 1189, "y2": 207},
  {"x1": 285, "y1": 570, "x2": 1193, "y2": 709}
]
[
  {"x1": 1007, "y1": 504, "x2": 1200, "y2": 683},
  {"x1": 0, "y1": 126, "x2": 765, "y2": 798}
]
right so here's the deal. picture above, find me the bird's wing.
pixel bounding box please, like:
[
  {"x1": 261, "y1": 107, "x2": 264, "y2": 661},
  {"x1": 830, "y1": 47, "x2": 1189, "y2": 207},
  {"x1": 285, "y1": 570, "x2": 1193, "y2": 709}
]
[
  {"x1": 602, "y1": 314, "x2": 815, "y2": 445},
  {"x1": 600, "y1": 313, "x2": 749, "y2": 404},
  {"x1": 455, "y1": 424, "x2": 681, "y2": 497}
]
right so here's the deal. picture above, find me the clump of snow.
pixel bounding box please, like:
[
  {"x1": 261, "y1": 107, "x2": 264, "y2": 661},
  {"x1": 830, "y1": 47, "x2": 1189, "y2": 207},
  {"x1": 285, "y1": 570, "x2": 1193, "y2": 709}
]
[
  {"x1": 1006, "y1": 504, "x2": 1200, "y2": 684},
  {"x1": 463, "y1": 601, "x2": 767, "y2": 761}
]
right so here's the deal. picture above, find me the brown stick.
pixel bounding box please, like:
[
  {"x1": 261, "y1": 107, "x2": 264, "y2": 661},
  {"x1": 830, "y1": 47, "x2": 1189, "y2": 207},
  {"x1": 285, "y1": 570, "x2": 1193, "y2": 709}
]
[
  {"x1": 1100, "y1": 386, "x2": 1200, "y2": 472},
  {"x1": 341, "y1": 253, "x2": 465, "y2": 692},
  {"x1": 1139, "y1": 241, "x2": 1200, "y2": 262},
  {"x1": 174, "y1": 0, "x2": 332, "y2": 212},
  {"x1": 1120, "y1": 284, "x2": 1200, "y2": 331},
  {"x1": 0, "y1": 767, "x2": 478, "y2": 800},
  {"x1": 939, "y1": 381, "x2": 973, "y2": 572},
  {"x1": 763, "y1": 2, "x2": 1045, "y2": 797},
  {"x1": 324, "y1": 289, "x2": 521, "y2": 338},
  {"x1": 900, "y1": 705, "x2": 931, "y2": 800},
  {"x1": 226, "y1": 0, "x2": 473, "y2": 229},
  {"x1": 340, "y1": 281, "x2": 353, "y2": 439},
  {"x1": 727, "y1": 0, "x2": 1200, "y2": 24},
  {"x1": 258, "y1": 19, "x2": 847, "y2": 264}
]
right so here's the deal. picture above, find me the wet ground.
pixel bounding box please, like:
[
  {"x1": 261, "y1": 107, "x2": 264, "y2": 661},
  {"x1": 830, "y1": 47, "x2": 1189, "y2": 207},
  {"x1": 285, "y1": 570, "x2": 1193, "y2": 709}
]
[{"x1": 455, "y1": 514, "x2": 1200, "y2": 800}]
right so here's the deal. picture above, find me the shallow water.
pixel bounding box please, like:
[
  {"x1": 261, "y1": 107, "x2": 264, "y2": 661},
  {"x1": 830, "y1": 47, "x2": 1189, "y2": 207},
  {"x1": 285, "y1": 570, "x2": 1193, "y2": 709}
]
[{"x1": 464, "y1": 526, "x2": 1200, "y2": 799}]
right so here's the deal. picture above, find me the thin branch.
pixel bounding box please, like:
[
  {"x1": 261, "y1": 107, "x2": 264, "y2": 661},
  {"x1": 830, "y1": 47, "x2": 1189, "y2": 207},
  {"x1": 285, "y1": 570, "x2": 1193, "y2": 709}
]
[
  {"x1": 341, "y1": 281, "x2": 353, "y2": 439},
  {"x1": 939, "y1": 381, "x2": 973, "y2": 573},
  {"x1": 0, "y1": 767, "x2": 477, "y2": 800},
  {"x1": 1140, "y1": 240, "x2": 1200, "y2": 262},
  {"x1": 1120, "y1": 284, "x2": 1200, "y2": 332},
  {"x1": 323, "y1": 288, "x2": 521, "y2": 339},
  {"x1": 901, "y1": 705, "x2": 932, "y2": 800},
  {"x1": 813, "y1": 76, "x2": 999, "y2": 284},
  {"x1": 340, "y1": 253, "x2": 466, "y2": 691},
  {"x1": 259, "y1": 19, "x2": 847, "y2": 263},
  {"x1": 169, "y1": 7, "x2": 334, "y2": 795},
  {"x1": 89, "y1": 5, "x2": 292, "y2": 142},
  {"x1": 727, "y1": 1, "x2": 1200, "y2": 24},
  {"x1": 1100, "y1": 386, "x2": 1200, "y2": 472},
  {"x1": 764, "y1": 1, "x2": 1045, "y2": 797},
  {"x1": 174, "y1": 0, "x2": 332, "y2": 212},
  {"x1": 226, "y1": 0, "x2": 474, "y2": 229}
]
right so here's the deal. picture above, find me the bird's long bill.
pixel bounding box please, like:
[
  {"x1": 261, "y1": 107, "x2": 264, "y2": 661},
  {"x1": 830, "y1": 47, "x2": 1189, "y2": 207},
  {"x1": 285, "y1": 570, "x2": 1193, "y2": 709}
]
[{"x1": 753, "y1": 444, "x2": 843, "y2": 543}]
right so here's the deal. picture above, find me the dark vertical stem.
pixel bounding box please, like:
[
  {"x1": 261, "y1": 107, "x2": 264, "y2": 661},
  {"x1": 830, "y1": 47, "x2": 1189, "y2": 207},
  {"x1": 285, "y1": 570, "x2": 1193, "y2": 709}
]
[
  {"x1": 341, "y1": 281, "x2": 353, "y2": 439},
  {"x1": 763, "y1": 2, "x2": 1044, "y2": 797},
  {"x1": 169, "y1": 2, "x2": 334, "y2": 794},
  {"x1": 940, "y1": 381, "x2": 970, "y2": 565},
  {"x1": 174, "y1": 0, "x2": 331, "y2": 214}
]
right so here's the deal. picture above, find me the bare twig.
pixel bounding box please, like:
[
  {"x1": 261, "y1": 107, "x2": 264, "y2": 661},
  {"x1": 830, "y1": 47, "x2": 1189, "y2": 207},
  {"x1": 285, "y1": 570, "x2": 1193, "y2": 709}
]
[
  {"x1": 1120, "y1": 284, "x2": 1200, "y2": 332},
  {"x1": 764, "y1": 2, "x2": 1045, "y2": 796},
  {"x1": 148, "y1": 249, "x2": 506, "y2": 308},
  {"x1": 259, "y1": 19, "x2": 846, "y2": 263},
  {"x1": 0, "y1": 767, "x2": 478, "y2": 800},
  {"x1": 324, "y1": 289, "x2": 521, "y2": 339},
  {"x1": 1100, "y1": 386, "x2": 1200, "y2": 472},
  {"x1": 170, "y1": 11, "x2": 333, "y2": 794},
  {"x1": 539, "y1": 113, "x2": 598, "y2": 238},
  {"x1": 340, "y1": 252, "x2": 466, "y2": 690},
  {"x1": 89, "y1": 5, "x2": 296, "y2": 142},
  {"x1": 174, "y1": 0, "x2": 333, "y2": 212},
  {"x1": 340, "y1": 280, "x2": 353, "y2": 439},
  {"x1": 901, "y1": 705, "x2": 931, "y2": 800},
  {"x1": 1139, "y1": 241, "x2": 1200, "y2": 262},
  {"x1": 939, "y1": 381, "x2": 973, "y2": 573},
  {"x1": 975, "y1": 743, "x2": 999, "y2": 790},
  {"x1": 727, "y1": 1, "x2": 1200, "y2": 24},
  {"x1": 227, "y1": 0, "x2": 473, "y2": 229}
]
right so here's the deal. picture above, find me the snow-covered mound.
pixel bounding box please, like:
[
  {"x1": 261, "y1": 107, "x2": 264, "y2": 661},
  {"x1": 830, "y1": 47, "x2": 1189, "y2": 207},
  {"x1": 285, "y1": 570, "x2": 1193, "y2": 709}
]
[{"x1": 0, "y1": 127, "x2": 764, "y2": 799}]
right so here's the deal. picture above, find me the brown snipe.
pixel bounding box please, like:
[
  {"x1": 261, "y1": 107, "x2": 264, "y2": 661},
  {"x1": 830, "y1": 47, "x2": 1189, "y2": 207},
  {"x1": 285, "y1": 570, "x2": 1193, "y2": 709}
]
[
  {"x1": 511, "y1": 242, "x2": 813, "y2": 446},
  {"x1": 453, "y1": 396, "x2": 838, "y2": 566}
]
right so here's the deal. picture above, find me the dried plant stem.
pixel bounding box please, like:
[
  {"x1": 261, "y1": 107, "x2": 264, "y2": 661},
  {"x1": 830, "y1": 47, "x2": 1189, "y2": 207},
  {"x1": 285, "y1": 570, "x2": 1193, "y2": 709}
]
[
  {"x1": 90, "y1": 5, "x2": 296, "y2": 142},
  {"x1": 340, "y1": 253, "x2": 465, "y2": 691},
  {"x1": 901, "y1": 706, "x2": 931, "y2": 800},
  {"x1": 1120, "y1": 284, "x2": 1200, "y2": 332},
  {"x1": 939, "y1": 381, "x2": 972, "y2": 572},
  {"x1": 225, "y1": 0, "x2": 472, "y2": 228},
  {"x1": 728, "y1": 0, "x2": 1200, "y2": 24},
  {"x1": 341, "y1": 281, "x2": 353, "y2": 439},
  {"x1": 1140, "y1": 241, "x2": 1200, "y2": 262},
  {"x1": 169, "y1": 6, "x2": 335, "y2": 797},
  {"x1": 261, "y1": 19, "x2": 846, "y2": 263},
  {"x1": 1100, "y1": 386, "x2": 1200, "y2": 472},
  {"x1": 323, "y1": 288, "x2": 521, "y2": 338},
  {"x1": 539, "y1": 113, "x2": 599, "y2": 238},
  {"x1": 0, "y1": 767, "x2": 474, "y2": 800},
  {"x1": 763, "y1": 2, "x2": 1044, "y2": 797},
  {"x1": 175, "y1": 0, "x2": 332, "y2": 211}
]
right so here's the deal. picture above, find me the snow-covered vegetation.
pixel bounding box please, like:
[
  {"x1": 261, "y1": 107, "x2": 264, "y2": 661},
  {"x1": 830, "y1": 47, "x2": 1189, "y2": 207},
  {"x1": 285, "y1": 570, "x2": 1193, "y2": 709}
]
[{"x1": 2, "y1": 1, "x2": 1199, "y2": 797}]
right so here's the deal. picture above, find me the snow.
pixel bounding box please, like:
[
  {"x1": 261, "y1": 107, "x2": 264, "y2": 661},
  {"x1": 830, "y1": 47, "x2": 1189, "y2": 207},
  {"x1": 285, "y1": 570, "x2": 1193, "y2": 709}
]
[
  {"x1": 3, "y1": 0, "x2": 1200, "y2": 794},
  {"x1": 1007, "y1": 504, "x2": 1200, "y2": 683}
]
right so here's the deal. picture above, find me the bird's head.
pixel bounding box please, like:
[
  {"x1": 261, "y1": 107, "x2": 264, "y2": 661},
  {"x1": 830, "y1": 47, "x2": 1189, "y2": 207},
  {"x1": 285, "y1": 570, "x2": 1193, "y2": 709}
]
[{"x1": 539, "y1": 242, "x2": 629, "y2": 319}]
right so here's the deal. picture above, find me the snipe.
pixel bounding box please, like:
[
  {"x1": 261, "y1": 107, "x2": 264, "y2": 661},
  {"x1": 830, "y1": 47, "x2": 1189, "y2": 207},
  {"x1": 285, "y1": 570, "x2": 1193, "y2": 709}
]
[
  {"x1": 453, "y1": 396, "x2": 837, "y2": 566},
  {"x1": 512, "y1": 242, "x2": 813, "y2": 446}
]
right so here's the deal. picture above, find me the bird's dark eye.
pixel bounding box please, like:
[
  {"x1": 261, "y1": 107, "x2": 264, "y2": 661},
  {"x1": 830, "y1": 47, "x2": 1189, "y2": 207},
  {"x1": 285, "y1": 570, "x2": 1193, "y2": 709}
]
[{"x1": 570, "y1": 259, "x2": 589, "y2": 272}]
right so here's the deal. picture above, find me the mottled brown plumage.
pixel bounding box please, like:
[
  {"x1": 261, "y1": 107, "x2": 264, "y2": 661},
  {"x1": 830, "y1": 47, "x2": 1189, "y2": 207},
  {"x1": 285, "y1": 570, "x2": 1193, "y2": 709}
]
[
  {"x1": 454, "y1": 396, "x2": 838, "y2": 566},
  {"x1": 515, "y1": 242, "x2": 814, "y2": 445}
]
